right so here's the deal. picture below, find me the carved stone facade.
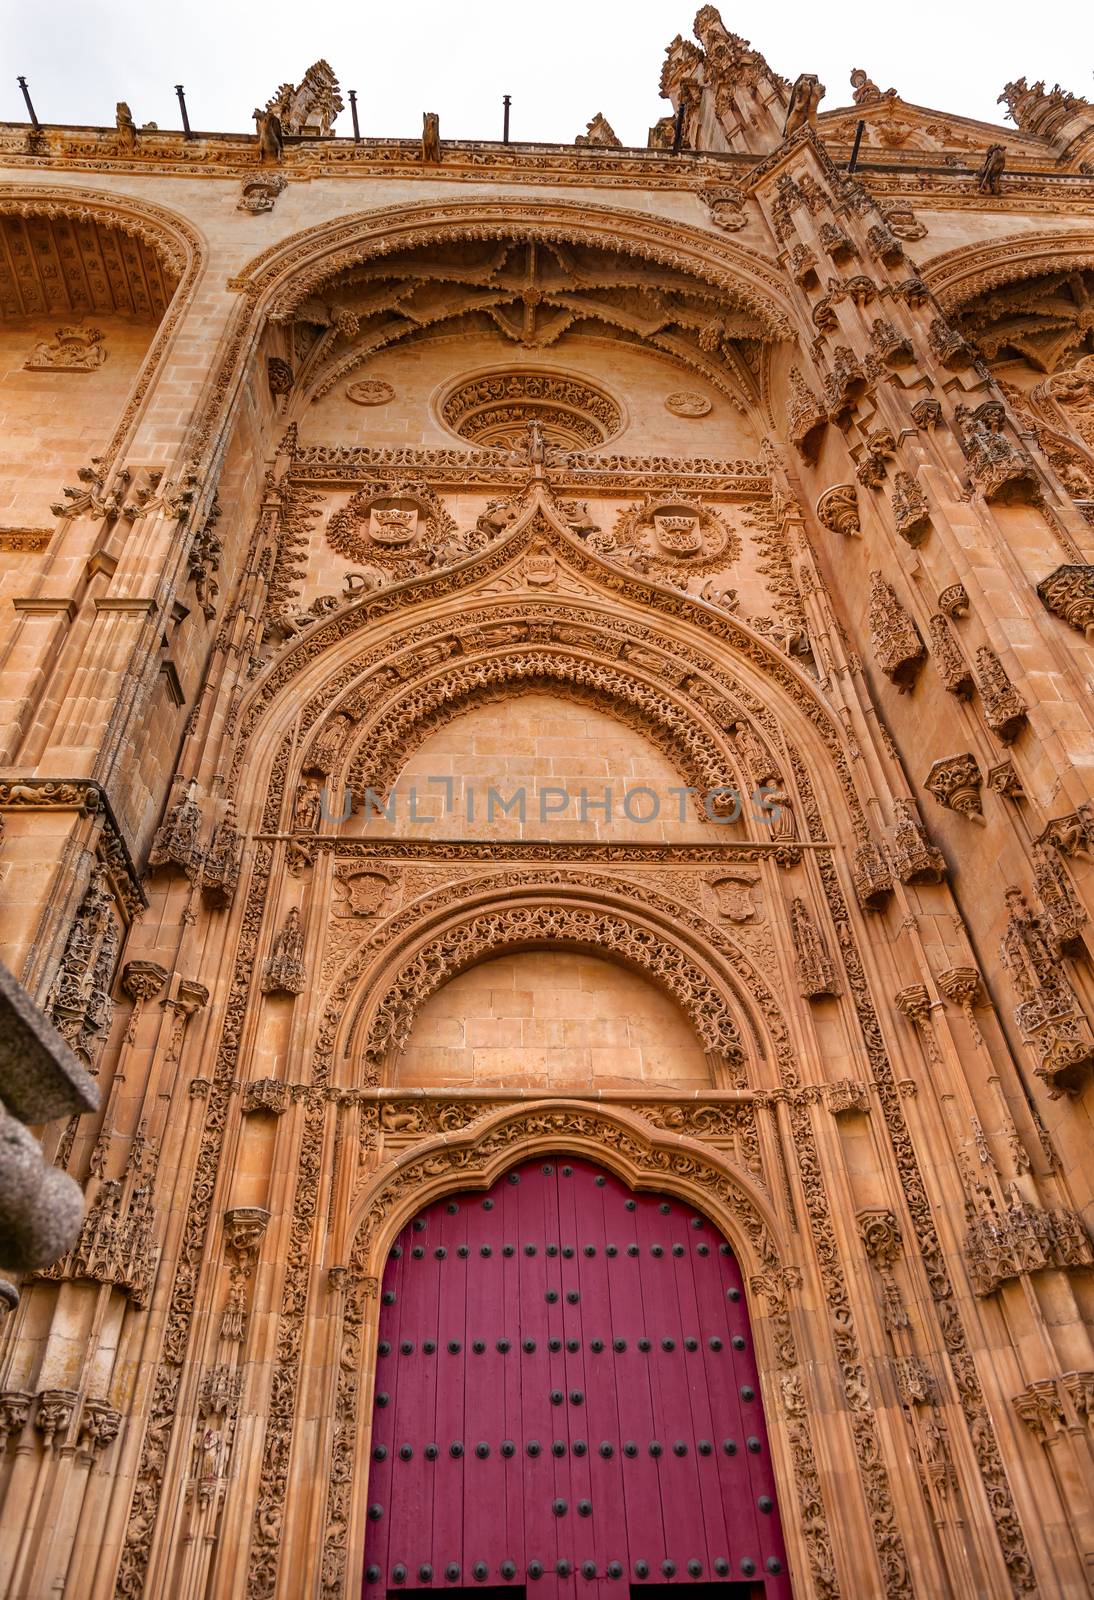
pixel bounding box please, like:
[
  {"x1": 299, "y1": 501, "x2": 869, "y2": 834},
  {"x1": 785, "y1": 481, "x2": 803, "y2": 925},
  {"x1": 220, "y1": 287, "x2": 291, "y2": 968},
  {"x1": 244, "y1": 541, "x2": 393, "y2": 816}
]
[{"x1": 3, "y1": 15, "x2": 1094, "y2": 1600}]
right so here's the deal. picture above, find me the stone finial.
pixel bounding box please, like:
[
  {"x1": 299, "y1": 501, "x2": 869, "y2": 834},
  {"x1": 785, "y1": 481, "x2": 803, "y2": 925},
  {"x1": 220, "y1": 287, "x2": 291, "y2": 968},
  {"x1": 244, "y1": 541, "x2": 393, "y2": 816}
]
[
  {"x1": 576, "y1": 113, "x2": 621, "y2": 148},
  {"x1": 265, "y1": 61, "x2": 343, "y2": 137}
]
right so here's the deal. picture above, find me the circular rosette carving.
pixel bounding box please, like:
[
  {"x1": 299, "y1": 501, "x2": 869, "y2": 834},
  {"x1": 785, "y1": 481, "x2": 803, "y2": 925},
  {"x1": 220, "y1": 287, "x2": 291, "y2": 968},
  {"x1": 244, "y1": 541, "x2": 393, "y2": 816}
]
[
  {"x1": 609, "y1": 493, "x2": 740, "y2": 578},
  {"x1": 438, "y1": 369, "x2": 623, "y2": 450},
  {"x1": 346, "y1": 379, "x2": 394, "y2": 406},
  {"x1": 324, "y1": 480, "x2": 459, "y2": 576}
]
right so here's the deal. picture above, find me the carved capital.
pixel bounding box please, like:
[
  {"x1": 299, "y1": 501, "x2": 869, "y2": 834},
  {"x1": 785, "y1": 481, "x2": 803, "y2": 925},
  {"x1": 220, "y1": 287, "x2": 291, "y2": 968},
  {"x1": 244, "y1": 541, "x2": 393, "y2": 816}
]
[
  {"x1": 1036, "y1": 564, "x2": 1094, "y2": 638},
  {"x1": 857, "y1": 1208, "x2": 903, "y2": 1268},
  {"x1": 34, "y1": 1388, "x2": 78, "y2": 1447},
  {"x1": 78, "y1": 1398, "x2": 122, "y2": 1454},
  {"x1": 924, "y1": 752, "x2": 983, "y2": 818},
  {"x1": 1013, "y1": 1379, "x2": 1069, "y2": 1445},
  {"x1": 0, "y1": 1390, "x2": 34, "y2": 1446},
  {"x1": 241, "y1": 1078, "x2": 290, "y2": 1117}
]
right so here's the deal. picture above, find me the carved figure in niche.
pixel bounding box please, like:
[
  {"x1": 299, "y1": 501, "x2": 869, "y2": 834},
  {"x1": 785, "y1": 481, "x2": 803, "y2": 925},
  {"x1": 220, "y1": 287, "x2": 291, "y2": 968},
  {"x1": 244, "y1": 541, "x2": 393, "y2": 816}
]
[
  {"x1": 784, "y1": 74, "x2": 824, "y2": 137},
  {"x1": 25, "y1": 327, "x2": 105, "y2": 372},
  {"x1": 978, "y1": 144, "x2": 1006, "y2": 195},
  {"x1": 293, "y1": 784, "x2": 322, "y2": 833},
  {"x1": 422, "y1": 112, "x2": 441, "y2": 163},
  {"x1": 575, "y1": 113, "x2": 621, "y2": 148},
  {"x1": 253, "y1": 107, "x2": 284, "y2": 162}
]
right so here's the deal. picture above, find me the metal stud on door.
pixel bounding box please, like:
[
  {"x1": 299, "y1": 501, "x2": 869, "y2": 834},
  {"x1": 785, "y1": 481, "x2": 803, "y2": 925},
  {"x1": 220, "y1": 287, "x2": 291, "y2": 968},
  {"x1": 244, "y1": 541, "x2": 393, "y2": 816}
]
[{"x1": 364, "y1": 1159, "x2": 791, "y2": 1597}]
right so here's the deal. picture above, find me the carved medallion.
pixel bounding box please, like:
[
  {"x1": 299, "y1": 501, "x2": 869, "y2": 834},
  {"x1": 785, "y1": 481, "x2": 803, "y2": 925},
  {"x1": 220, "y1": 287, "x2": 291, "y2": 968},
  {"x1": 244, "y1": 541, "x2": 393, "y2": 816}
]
[
  {"x1": 346, "y1": 379, "x2": 395, "y2": 406},
  {"x1": 335, "y1": 867, "x2": 399, "y2": 919},
  {"x1": 665, "y1": 391, "x2": 713, "y2": 418},
  {"x1": 325, "y1": 480, "x2": 456, "y2": 576},
  {"x1": 25, "y1": 326, "x2": 105, "y2": 371},
  {"x1": 609, "y1": 493, "x2": 740, "y2": 578}
]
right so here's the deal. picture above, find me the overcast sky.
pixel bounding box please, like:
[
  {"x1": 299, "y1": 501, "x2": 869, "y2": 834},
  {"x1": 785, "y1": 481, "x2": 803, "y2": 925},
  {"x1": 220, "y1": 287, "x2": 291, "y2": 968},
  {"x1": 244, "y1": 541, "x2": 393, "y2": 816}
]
[{"x1": 2, "y1": 1, "x2": 1090, "y2": 147}]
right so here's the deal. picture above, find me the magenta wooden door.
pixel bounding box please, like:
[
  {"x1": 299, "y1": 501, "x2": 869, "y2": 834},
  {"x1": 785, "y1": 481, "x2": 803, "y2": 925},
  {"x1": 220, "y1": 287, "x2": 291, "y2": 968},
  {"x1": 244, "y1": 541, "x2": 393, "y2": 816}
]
[{"x1": 363, "y1": 1157, "x2": 791, "y2": 1599}]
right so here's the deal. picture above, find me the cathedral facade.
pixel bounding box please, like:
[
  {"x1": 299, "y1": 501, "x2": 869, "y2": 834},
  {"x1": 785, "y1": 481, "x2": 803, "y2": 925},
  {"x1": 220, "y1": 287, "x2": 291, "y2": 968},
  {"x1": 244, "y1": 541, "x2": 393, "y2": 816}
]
[{"x1": 3, "y1": 13, "x2": 1094, "y2": 1597}]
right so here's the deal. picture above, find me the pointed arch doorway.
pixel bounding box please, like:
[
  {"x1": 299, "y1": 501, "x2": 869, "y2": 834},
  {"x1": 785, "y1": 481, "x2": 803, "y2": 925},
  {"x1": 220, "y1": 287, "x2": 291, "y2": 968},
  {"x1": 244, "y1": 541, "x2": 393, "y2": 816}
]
[{"x1": 363, "y1": 1156, "x2": 791, "y2": 1598}]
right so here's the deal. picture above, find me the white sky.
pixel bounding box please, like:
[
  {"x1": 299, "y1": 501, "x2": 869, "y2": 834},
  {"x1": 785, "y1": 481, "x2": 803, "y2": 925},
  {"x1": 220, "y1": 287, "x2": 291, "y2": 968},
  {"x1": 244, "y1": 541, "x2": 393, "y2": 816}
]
[{"x1": 1, "y1": 1, "x2": 1090, "y2": 146}]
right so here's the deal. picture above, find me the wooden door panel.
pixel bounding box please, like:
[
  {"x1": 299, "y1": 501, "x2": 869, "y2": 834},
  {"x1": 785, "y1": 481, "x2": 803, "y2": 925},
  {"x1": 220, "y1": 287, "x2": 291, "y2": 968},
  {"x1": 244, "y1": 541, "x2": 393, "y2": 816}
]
[{"x1": 364, "y1": 1159, "x2": 791, "y2": 1598}]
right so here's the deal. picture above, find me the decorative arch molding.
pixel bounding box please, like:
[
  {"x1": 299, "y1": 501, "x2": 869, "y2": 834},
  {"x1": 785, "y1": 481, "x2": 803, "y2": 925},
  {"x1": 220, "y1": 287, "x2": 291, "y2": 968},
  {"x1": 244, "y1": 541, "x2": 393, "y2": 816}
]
[
  {"x1": 0, "y1": 184, "x2": 206, "y2": 471},
  {"x1": 338, "y1": 644, "x2": 744, "y2": 817},
  {"x1": 226, "y1": 196, "x2": 796, "y2": 338},
  {"x1": 314, "y1": 1100, "x2": 837, "y2": 1600},
  {"x1": 320, "y1": 866, "x2": 798, "y2": 1096},
  {"x1": 230, "y1": 497, "x2": 859, "y2": 842},
  {"x1": 348, "y1": 1097, "x2": 783, "y2": 1283},
  {"x1": 923, "y1": 229, "x2": 1094, "y2": 312},
  {"x1": 353, "y1": 899, "x2": 749, "y2": 1081}
]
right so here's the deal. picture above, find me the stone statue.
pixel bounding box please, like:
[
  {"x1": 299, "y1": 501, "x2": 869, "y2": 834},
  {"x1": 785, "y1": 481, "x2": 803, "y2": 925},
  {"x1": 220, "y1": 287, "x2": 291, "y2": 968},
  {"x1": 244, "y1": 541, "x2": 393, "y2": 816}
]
[
  {"x1": 253, "y1": 108, "x2": 284, "y2": 163},
  {"x1": 977, "y1": 144, "x2": 1006, "y2": 195},
  {"x1": 422, "y1": 112, "x2": 441, "y2": 164},
  {"x1": 784, "y1": 74, "x2": 825, "y2": 137},
  {"x1": 115, "y1": 102, "x2": 137, "y2": 150}
]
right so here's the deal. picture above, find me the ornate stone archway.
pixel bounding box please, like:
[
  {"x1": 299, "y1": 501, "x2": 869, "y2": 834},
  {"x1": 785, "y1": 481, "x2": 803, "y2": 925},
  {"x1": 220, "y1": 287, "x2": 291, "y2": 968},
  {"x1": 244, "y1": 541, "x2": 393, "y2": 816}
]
[
  {"x1": 308, "y1": 1099, "x2": 832, "y2": 1600},
  {"x1": 0, "y1": 184, "x2": 205, "y2": 471}
]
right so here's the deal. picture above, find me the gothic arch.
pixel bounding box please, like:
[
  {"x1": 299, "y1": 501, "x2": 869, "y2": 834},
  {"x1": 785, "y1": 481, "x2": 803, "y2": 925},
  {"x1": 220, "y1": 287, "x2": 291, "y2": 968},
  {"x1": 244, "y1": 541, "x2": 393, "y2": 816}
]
[
  {"x1": 315, "y1": 1101, "x2": 831, "y2": 1600},
  {"x1": 227, "y1": 196, "x2": 796, "y2": 337},
  {"x1": 315, "y1": 865, "x2": 799, "y2": 1102},
  {"x1": 922, "y1": 229, "x2": 1094, "y2": 312},
  {"x1": 230, "y1": 499, "x2": 861, "y2": 847},
  {"x1": 0, "y1": 183, "x2": 206, "y2": 471}
]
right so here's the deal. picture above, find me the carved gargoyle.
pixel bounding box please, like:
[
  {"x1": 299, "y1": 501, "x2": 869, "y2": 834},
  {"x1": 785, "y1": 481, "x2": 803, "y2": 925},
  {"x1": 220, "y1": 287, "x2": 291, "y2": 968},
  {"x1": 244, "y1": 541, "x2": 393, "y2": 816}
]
[{"x1": 422, "y1": 111, "x2": 441, "y2": 163}]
